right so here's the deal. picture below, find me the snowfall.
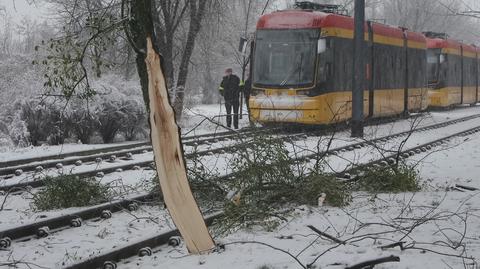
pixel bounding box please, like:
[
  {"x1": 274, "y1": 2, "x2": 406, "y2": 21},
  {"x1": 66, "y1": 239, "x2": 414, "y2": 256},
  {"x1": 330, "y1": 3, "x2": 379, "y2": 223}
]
[{"x1": 1, "y1": 104, "x2": 480, "y2": 269}]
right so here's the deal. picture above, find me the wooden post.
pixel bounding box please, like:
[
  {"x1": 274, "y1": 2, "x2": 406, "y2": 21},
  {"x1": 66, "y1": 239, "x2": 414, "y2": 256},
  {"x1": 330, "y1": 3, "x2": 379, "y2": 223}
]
[{"x1": 145, "y1": 37, "x2": 215, "y2": 254}]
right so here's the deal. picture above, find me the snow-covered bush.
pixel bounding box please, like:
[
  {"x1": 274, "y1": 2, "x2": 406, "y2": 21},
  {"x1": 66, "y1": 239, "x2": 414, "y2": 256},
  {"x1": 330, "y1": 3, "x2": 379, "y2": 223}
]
[
  {"x1": 20, "y1": 100, "x2": 67, "y2": 146},
  {"x1": 96, "y1": 99, "x2": 126, "y2": 143},
  {"x1": 0, "y1": 101, "x2": 30, "y2": 148},
  {"x1": 92, "y1": 76, "x2": 147, "y2": 143},
  {"x1": 0, "y1": 131, "x2": 13, "y2": 152},
  {"x1": 65, "y1": 103, "x2": 97, "y2": 144},
  {"x1": 119, "y1": 98, "x2": 147, "y2": 141},
  {"x1": 7, "y1": 115, "x2": 30, "y2": 147},
  {"x1": 20, "y1": 100, "x2": 50, "y2": 146},
  {"x1": 46, "y1": 104, "x2": 68, "y2": 145}
]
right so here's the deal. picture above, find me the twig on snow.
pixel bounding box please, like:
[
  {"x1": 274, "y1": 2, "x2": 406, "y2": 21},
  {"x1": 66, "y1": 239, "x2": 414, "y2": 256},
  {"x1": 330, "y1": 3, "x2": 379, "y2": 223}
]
[
  {"x1": 307, "y1": 225, "x2": 346, "y2": 245},
  {"x1": 345, "y1": 255, "x2": 400, "y2": 269}
]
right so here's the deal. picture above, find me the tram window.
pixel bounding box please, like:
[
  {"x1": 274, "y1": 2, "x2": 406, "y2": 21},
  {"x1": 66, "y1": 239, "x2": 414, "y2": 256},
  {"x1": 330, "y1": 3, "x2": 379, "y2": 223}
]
[
  {"x1": 427, "y1": 49, "x2": 442, "y2": 84},
  {"x1": 253, "y1": 29, "x2": 318, "y2": 87}
]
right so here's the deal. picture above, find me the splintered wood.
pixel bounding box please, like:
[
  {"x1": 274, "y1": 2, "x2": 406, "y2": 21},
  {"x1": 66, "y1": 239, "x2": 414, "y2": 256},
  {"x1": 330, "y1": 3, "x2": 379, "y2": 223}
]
[{"x1": 145, "y1": 37, "x2": 215, "y2": 254}]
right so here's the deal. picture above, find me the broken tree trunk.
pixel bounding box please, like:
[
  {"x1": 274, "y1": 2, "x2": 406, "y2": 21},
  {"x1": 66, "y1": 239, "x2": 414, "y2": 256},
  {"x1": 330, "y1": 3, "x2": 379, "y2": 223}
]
[{"x1": 144, "y1": 37, "x2": 215, "y2": 254}]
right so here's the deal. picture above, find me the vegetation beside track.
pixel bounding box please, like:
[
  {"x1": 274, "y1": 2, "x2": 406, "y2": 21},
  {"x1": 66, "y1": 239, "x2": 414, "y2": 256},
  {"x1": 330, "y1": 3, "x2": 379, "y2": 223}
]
[
  {"x1": 355, "y1": 163, "x2": 422, "y2": 193},
  {"x1": 33, "y1": 175, "x2": 111, "y2": 210}
]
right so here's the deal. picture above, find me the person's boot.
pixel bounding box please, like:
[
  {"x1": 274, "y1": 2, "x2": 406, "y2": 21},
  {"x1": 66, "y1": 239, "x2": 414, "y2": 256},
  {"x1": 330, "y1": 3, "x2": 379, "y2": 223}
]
[
  {"x1": 226, "y1": 114, "x2": 232, "y2": 128},
  {"x1": 234, "y1": 115, "x2": 239, "y2": 129}
]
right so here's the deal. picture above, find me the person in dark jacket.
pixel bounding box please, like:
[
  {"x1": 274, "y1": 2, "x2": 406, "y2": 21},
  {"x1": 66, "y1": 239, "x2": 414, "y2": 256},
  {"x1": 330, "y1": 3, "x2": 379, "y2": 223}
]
[{"x1": 219, "y1": 68, "x2": 241, "y2": 129}]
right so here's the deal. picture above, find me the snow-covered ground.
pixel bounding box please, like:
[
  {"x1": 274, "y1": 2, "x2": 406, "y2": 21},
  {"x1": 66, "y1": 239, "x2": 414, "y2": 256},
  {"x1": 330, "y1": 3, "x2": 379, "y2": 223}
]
[
  {"x1": 181, "y1": 104, "x2": 251, "y2": 136},
  {"x1": 127, "y1": 132, "x2": 480, "y2": 269},
  {"x1": 2, "y1": 104, "x2": 480, "y2": 268}
]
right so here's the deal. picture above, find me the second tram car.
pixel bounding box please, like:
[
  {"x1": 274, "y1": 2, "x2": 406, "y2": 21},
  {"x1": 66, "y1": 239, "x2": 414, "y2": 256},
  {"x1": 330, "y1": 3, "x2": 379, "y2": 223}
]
[
  {"x1": 426, "y1": 32, "x2": 480, "y2": 108},
  {"x1": 249, "y1": 5, "x2": 429, "y2": 125}
]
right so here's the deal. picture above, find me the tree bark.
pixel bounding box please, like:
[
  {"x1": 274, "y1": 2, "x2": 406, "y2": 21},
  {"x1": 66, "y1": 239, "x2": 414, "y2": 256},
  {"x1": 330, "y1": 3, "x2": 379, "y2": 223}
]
[
  {"x1": 145, "y1": 37, "x2": 215, "y2": 254},
  {"x1": 173, "y1": 0, "x2": 207, "y2": 119}
]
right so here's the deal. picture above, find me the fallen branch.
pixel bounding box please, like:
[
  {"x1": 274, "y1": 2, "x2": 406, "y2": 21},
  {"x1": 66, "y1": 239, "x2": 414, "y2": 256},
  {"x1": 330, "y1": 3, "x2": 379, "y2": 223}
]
[
  {"x1": 345, "y1": 255, "x2": 400, "y2": 269},
  {"x1": 379, "y1": 241, "x2": 405, "y2": 250},
  {"x1": 307, "y1": 225, "x2": 346, "y2": 245},
  {"x1": 455, "y1": 184, "x2": 479, "y2": 191}
]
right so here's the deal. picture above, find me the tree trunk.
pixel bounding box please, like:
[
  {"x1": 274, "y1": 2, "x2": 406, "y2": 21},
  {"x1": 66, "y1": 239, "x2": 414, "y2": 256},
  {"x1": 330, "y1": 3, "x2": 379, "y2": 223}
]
[
  {"x1": 173, "y1": 0, "x2": 207, "y2": 119},
  {"x1": 145, "y1": 37, "x2": 215, "y2": 254}
]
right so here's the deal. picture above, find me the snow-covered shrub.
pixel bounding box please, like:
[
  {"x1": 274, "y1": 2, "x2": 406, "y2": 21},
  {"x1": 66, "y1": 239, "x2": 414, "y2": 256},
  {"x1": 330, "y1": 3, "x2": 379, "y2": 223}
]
[
  {"x1": 0, "y1": 122, "x2": 11, "y2": 150},
  {"x1": 92, "y1": 76, "x2": 147, "y2": 143},
  {"x1": 96, "y1": 99, "x2": 126, "y2": 143},
  {"x1": 1, "y1": 102, "x2": 30, "y2": 148},
  {"x1": 20, "y1": 100, "x2": 67, "y2": 146},
  {"x1": 65, "y1": 103, "x2": 97, "y2": 144},
  {"x1": 0, "y1": 132, "x2": 13, "y2": 151},
  {"x1": 33, "y1": 175, "x2": 110, "y2": 210},
  {"x1": 7, "y1": 115, "x2": 30, "y2": 147},
  {"x1": 20, "y1": 100, "x2": 50, "y2": 146},
  {"x1": 46, "y1": 104, "x2": 68, "y2": 145},
  {"x1": 356, "y1": 163, "x2": 421, "y2": 193},
  {"x1": 119, "y1": 98, "x2": 147, "y2": 141}
]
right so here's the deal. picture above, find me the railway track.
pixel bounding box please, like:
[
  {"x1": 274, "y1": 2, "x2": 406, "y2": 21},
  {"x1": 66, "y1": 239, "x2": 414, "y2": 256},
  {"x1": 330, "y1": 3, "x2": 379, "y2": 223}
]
[
  {"x1": 0, "y1": 128, "x2": 258, "y2": 171},
  {"x1": 0, "y1": 130, "x2": 313, "y2": 193},
  {"x1": 0, "y1": 193, "x2": 156, "y2": 242},
  {"x1": 2, "y1": 108, "x2": 477, "y2": 179},
  {"x1": 0, "y1": 126, "x2": 275, "y2": 176},
  {"x1": 61, "y1": 120, "x2": 480, "y2": 269},
  {"x1": 2, "y1": 113, "x2": 480, "y2": 193},
  {"x1": 0, "y1": 108, "x2": 435, "y2": 177},
  {"x1": 2, "y1": 114, "x2": 480, "y2": 268}
]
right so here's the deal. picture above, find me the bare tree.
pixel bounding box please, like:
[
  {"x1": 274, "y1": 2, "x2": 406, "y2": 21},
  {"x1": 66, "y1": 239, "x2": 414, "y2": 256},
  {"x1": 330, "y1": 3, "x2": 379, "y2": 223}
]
[
  {"x1": 0, "y1": 8, "x2": 13, "y2": 56},
  {"x1": 171, "y1": 0, "x2": 208, "y2": 119}
]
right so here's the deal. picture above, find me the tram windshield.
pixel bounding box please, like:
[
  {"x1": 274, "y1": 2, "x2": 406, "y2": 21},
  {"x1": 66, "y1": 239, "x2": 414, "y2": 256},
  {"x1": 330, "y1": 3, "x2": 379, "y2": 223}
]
[{"x1": 253, "y1": 29, "x2": 319, "y2": 88}]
